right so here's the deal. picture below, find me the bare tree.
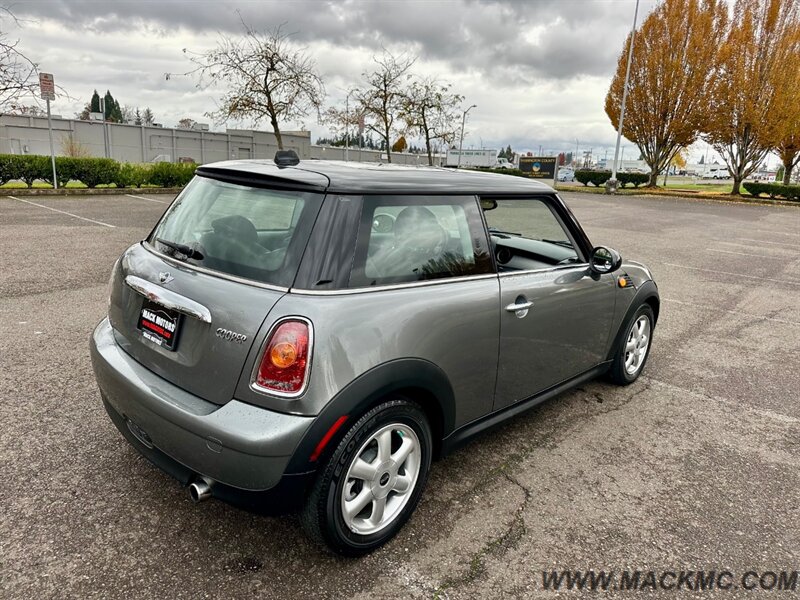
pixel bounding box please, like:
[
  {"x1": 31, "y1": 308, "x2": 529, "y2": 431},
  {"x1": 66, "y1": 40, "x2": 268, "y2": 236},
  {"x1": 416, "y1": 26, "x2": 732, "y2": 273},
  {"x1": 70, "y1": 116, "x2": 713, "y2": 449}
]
[
  {"x1": 119, "y1": 104, "x2": 135, "y2": 124},
  {"x1": 9, "y1": 104, "x2": 44, "y2": 116},
  {"x1": 0, "y1": 7, "x2": 39, "y2": 111},
  {"x1": 321, "y1": 98, "x2": 361, "y2": 145},
  {"x1": 402, "y1": 77, "x2": 463, "y2": 166},
  {"x1": 182, "y1": 21, "x2": 325, "y2": 150},
  {"x1": 354, "y1": 51, "x2": 416, "y2": 163}
]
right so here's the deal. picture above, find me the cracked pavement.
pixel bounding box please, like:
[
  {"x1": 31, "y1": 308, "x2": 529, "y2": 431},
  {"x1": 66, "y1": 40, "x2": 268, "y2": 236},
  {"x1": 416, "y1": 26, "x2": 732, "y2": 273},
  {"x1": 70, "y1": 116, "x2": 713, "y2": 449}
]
[{"x1": 1, "y1": 191, "x2": 799, "y2": 598}]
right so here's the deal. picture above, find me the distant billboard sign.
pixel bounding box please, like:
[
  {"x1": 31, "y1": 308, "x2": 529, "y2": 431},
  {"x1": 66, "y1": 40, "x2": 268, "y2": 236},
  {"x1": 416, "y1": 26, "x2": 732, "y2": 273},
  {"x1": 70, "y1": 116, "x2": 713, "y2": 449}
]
[{"x1": 519, "y1": 156, "x2": 556, "y2": 179}]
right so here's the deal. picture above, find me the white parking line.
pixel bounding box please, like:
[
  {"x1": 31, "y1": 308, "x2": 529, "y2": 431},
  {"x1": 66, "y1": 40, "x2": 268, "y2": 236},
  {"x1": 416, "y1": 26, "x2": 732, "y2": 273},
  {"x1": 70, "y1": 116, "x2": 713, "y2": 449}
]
[
  {"x1": 735, "y1": 237, "x2": 800, "y2": 249},
  {"x1": 746, "y1": 229, "x2": 800, "y2": 238},
  {"x1": 8, "y1": 195, "x2": 116, "y2": 228},
  {"x1": 716, "y1": 240, "x2": 792, "y2": 253},
  {"x1": 663, "y1": 298, "x2": 800, "y2": 326},
  {"x1": 125, "y1": 193, "x2": 168, "y2": 204},
  {"x1": 662, "y1": 262, "x2": 800, "y2": 287},
  {"x1": 708, "y1": 248, "x2": 787, "y2": 259}
]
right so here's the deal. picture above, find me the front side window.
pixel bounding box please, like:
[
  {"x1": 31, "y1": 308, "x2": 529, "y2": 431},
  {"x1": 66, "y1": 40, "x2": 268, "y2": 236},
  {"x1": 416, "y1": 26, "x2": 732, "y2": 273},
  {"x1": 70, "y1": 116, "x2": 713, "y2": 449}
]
[
  {"x1": 349, "y1": 195, "x2": 492, "y2": 287},
  {"x1": 148, "y1": 176, "x2": 321, "y2": 287},
  {"x1": 482, "y1": 198, "x2": 582, "y2": 272}
]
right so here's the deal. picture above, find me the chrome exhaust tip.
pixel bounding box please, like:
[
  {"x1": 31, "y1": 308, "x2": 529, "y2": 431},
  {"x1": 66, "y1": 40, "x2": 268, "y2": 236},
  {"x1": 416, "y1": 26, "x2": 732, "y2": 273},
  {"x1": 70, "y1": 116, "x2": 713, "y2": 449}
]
[{"x1": 188, "y1": 478, "x2": 213, "y2": 503}]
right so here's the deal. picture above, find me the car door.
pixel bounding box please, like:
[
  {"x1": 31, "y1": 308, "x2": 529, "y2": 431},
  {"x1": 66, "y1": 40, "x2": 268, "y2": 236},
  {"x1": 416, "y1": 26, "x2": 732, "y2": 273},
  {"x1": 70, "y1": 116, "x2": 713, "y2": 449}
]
[{"x1": 482, "y1": 196, "x2": 616, "y2": 411}]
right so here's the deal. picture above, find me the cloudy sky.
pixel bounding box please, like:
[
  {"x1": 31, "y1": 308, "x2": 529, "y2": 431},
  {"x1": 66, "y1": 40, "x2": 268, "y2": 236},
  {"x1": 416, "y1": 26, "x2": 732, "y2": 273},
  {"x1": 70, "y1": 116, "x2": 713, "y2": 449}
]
[{"x1": 9, "y1": 0, "x2": 699, "y2": 160}]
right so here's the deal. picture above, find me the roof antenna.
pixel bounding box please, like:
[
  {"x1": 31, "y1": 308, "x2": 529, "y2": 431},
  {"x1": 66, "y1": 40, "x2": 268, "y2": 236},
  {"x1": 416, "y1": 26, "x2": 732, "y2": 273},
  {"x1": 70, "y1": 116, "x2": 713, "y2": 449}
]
[{"x1": 274, "y1": 150, "x2": 300, "y2": 168}]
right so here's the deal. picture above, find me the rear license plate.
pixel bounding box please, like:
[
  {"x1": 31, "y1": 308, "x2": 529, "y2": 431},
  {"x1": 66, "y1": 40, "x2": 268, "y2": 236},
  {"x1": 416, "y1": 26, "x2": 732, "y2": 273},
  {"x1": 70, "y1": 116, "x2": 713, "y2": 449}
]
[{"x1": 138, "y1": 300, "x2": 182, "y2": 350}]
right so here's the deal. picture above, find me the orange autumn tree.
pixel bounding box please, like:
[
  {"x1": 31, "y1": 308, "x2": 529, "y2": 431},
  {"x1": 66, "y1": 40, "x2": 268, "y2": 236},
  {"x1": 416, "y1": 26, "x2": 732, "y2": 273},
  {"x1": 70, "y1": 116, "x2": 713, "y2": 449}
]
[
  {"x1": 774, "y1": 32, "x2": 800, "y2": 184},
  {"x1": 706, "y1": 0, "x2": 800, "y2": 194},
  {"x1": 777, "y1": 110, "x2": 800, "y2": 185},
  {"x1": 605, "y1": 0, "x2": 727, "y2": 187}
]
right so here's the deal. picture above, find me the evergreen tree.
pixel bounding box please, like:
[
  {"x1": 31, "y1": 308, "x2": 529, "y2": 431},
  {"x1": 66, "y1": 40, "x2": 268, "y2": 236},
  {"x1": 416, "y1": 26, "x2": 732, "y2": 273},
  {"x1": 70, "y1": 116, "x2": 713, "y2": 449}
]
[
  {"x1": 90, "y1": 90, "x2": 100, "y2": 114},
  {"x1": 134, "y1": 108, "x2": 142, "y2": 125}
]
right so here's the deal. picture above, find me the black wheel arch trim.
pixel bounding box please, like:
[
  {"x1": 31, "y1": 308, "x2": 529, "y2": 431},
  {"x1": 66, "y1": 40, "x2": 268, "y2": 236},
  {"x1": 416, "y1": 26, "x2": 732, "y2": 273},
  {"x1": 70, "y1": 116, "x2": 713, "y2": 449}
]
[
  {"x1": 606, "y1": 280, "x2": 659, "y2": 362},
  {"x1": 284, "y1": 358, "x2": 456, "y2": 474}
]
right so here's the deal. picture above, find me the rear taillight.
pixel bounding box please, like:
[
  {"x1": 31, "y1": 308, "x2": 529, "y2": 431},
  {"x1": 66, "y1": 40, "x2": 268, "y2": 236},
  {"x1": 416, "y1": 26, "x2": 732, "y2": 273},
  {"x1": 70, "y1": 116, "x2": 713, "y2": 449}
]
[{"x1": 253, "y1": 319, "x2": 312, "y2": 396}]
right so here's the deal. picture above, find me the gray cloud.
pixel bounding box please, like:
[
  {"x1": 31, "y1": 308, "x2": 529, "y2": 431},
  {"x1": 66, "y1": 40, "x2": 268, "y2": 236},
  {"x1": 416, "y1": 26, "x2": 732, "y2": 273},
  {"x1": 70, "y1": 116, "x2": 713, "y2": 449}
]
[
  {"x1": 16, "y1": 0, "x2": 657, "y2": 80},
  {"x1": 9, "y1": 0, "x2": 661, "y2": 154}
]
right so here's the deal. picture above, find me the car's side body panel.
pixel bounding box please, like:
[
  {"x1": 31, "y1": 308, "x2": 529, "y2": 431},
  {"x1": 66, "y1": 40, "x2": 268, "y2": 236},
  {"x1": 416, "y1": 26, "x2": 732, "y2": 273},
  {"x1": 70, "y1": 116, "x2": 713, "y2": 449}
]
[{"x1": 233, "y1": 277, "x2": 502, "y2": 424}]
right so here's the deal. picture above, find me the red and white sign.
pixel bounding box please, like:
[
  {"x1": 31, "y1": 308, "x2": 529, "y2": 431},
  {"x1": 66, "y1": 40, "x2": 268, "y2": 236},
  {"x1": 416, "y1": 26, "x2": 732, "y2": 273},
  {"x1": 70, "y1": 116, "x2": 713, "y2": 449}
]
[{"x1": 39, "y1": 73, "x2": 55, "y2": 101}]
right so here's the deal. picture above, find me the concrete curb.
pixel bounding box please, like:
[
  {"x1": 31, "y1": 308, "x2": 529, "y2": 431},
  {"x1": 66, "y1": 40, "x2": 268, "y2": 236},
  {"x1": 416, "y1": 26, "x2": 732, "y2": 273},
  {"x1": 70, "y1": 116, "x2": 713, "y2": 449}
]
[
  {"x1": 556, "y1": 185, "x2": 800, "y2": 208},
  {"x1": 0, "y1": 187, "x2": 183, "y2": 197}
]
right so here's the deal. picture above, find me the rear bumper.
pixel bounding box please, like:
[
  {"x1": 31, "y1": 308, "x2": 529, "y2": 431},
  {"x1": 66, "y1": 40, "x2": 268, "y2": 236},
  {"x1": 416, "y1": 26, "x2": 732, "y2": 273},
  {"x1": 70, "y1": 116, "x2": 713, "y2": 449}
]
[{"x1": 90, "y1": 317, "x2": 315, "y2": 496}]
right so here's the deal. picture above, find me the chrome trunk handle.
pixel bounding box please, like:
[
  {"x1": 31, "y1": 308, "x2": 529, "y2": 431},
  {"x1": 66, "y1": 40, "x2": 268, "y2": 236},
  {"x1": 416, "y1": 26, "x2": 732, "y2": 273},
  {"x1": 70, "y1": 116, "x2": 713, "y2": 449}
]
[{"x1": 124, "y1": 275, "x2": 212, "y2": 324}]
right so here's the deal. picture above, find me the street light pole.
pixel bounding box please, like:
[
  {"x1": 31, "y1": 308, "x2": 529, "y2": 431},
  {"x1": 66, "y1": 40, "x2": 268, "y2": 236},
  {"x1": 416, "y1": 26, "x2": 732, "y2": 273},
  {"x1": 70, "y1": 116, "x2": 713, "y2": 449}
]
[
  {"x1": 607, "y1": 0, "x2": 640, "y2": 193},
  {"x1": 458, "y1": 104, "x2": 477, "y2": 168}
]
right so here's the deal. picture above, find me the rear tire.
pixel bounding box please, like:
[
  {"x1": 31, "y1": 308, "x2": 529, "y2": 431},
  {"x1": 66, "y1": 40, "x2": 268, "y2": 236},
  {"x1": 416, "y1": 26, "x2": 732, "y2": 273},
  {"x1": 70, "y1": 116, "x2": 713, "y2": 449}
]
[
  {"x1": 609, "y1": 304, "x2": 654, "y2": 385},
  {"x1": 301, "y1": 399, "x2": 432, "y2": 556}
]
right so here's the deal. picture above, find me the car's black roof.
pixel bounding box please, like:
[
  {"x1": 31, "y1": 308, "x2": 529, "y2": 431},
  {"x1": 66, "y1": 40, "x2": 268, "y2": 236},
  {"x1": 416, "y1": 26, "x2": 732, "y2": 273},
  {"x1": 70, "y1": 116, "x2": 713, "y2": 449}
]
[{"x1": 195, "y1": 159, "x2": 555, "y2": 195}]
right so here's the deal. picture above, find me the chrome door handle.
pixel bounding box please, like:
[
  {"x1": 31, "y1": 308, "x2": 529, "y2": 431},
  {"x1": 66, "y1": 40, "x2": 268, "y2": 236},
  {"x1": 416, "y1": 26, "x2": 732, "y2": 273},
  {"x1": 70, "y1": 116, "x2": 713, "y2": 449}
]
[{"x1": 505, "y1": 301, "x2": 533, "y2": 312}]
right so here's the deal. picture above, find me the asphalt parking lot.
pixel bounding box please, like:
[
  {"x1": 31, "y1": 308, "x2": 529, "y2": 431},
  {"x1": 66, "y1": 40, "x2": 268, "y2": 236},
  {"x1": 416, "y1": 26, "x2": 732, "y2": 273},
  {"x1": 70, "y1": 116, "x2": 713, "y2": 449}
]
[{"x1": 1, "y1": 190, "x2": 799, "y2": 598}]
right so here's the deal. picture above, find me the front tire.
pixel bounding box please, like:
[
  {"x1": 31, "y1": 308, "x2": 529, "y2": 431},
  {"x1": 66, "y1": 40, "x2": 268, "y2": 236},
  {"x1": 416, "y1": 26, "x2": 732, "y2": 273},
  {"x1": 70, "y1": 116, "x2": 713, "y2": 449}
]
[
  {"x1": 301, "y1": 399, "x2": 432, "y2": 556},
  {"x1": 609, "y1": 304, "x2": 654, "y2": 385}
]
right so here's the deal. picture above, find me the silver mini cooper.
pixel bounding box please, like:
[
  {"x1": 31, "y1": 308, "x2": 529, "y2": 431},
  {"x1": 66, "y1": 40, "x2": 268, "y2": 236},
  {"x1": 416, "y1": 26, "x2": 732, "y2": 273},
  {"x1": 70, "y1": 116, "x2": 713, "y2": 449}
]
[{"x1": 91, "y1": 152, "x2": 658, "y2": 555}]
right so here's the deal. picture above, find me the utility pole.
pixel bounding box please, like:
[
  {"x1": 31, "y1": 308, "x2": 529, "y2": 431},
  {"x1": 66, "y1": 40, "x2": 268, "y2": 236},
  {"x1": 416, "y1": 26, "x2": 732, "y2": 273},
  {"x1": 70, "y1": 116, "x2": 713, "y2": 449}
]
[
  {"x1": 345, "y1": 93, "x2": 349, "y2": 162},
  {"x1": 458, "y1": 104, "x2": 477, "y2": 168},
  {"x1": 607, "y1": 0, "x2": 640, "y2": 193}
]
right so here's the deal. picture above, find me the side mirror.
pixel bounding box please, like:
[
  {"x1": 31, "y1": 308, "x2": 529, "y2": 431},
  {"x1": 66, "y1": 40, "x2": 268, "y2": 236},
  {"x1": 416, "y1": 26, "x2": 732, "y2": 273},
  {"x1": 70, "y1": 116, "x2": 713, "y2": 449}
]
[{"x1": 589, "y1": 246, "x2": 622, "y2": 274}]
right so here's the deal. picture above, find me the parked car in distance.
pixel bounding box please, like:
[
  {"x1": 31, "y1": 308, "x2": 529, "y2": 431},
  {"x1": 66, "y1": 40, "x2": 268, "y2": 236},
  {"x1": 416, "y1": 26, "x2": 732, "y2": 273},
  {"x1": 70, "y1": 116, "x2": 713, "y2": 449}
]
[
  {"x1": 557, "y1": 168, "x2": 575, "y2": 182},
  {"x1": 90, "y1": 151, "x2": 659, "y2": 556}
]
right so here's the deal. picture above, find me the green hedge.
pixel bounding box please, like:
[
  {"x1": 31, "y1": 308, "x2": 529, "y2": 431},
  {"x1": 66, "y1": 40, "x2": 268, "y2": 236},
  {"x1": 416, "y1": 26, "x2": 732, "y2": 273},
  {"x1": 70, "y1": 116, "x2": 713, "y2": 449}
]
[
  {"x1": 0, "y1": 154, "x2": 196, "y2": 188},
  {"x1": 743, "y1": 181, "x2": 800, "y2": 201},
  {"x1": 146, "y1": 162, "x2": 197, "y2": 188},
  {"x1": 575, "y1": 169, "x2": 612, "y2": 187},
  {"x1": 617, "y1": 171, "x2": 650, "y2": 188}
]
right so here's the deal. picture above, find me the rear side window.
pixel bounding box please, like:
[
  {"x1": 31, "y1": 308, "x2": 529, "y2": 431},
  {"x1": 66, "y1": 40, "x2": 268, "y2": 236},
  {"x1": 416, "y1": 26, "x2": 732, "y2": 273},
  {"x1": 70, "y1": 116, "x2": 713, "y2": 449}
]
[
  {"x1": 148, "y1": 176, "x2": 322, "y2": 288},
  {"x1": 349, "y1": 195, "x2": 492, "y2": 287}
]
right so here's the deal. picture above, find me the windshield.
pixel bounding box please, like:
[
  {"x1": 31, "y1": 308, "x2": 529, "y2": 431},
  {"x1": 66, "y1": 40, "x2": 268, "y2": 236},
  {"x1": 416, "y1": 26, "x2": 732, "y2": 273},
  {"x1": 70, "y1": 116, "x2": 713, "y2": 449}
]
[{"x1": 148, "y1": 176, "x2": 322, "y2": 288}]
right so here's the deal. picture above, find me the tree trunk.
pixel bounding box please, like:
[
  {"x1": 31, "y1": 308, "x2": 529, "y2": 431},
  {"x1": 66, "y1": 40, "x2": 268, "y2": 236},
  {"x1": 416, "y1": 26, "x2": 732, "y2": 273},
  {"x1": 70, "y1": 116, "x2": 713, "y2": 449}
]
[
  {"x1": 732, "y1": 177, "x2": 742, "y2": 195},
  {"x1": 425, "y1": 131, "x2": 433, "y2": 166},
  {"x1": 271, "y1": 116, "x2": 284, "y2": 150},
  {"x1": 384, "y1": 126, "x2": 392, "y2": 163},
  {"x1": 783, "y1": 156, "x2": 795, "y2": 185},
  {"x1": 647, "y1": 171, "x2": 659, "y2": 187}
]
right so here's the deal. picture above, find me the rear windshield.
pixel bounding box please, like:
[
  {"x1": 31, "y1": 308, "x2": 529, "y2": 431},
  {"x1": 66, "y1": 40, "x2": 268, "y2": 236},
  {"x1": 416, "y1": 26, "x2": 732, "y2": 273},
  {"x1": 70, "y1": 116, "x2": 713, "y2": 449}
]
[{"x1": 148, "y1": 176, "x2": 322, "y2": 288}]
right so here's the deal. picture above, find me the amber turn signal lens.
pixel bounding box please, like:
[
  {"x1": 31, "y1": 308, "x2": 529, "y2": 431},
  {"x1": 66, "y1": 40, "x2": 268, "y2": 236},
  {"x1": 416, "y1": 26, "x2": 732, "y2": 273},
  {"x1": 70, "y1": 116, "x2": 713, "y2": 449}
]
[
  {"x1": 270, "y1": 342, "x2": 297, "y2": 368},
  {"x1": 618, "y1": 276, "x2": 628, "y2": 288}
]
